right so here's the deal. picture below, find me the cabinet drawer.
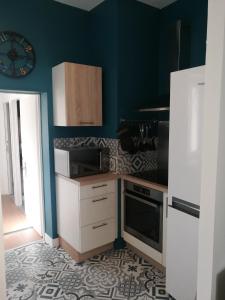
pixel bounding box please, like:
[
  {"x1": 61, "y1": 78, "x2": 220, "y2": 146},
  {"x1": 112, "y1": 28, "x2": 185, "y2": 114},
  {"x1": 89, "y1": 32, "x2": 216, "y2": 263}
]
[
  {"x1": 81, "y1": 218, "x2": 115, "y2": 253},
  {"x1": 80, "y1": 180, "x2": 115, "y2": 199},
  {"x1": 80, "y1": 193, "x2": 115, "y2": 226}
]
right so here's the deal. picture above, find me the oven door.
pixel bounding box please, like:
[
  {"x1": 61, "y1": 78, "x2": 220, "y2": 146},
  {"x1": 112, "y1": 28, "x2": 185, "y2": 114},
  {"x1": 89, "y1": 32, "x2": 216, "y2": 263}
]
[{"x1": 124, "y1": 192, "x2": 163, "y2": 252}]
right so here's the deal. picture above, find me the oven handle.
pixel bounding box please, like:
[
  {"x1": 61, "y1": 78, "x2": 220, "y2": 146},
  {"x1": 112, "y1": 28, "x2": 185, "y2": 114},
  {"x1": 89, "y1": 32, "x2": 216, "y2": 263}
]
[{"x1": 124, "y1": 192, "x2": 159, "y2": 209}]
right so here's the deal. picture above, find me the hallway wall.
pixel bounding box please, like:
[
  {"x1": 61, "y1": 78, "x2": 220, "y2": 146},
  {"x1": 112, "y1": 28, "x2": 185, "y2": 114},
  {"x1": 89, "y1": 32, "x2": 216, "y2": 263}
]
[
  {"x1": 0, "y1": 98, "x2": 9, "y2": 195},
  {"x1": 0, "y1": 94, "x2": 15, "y2": 196},
  {"x1": 0, "y1": 192, "x2": 6, "y2": 300}
]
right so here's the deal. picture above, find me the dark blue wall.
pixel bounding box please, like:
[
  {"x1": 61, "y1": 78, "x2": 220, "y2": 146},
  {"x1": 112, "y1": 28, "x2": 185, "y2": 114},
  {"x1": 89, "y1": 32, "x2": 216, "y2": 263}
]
[
  {"x1": 0, "y1": 0, "x2": 208, "y2": 238},
  {"x1": 0, "y1": 0, "x2": 90, "y2": 238},
  {"x1": 158, "y1": 0, "x2": 208, "y2": 96},
  {"x1": 117, "y1": 0, "x2": 160, "y2": 122},
  {"x1": 89, "y1": 0, "x2": 119, "y2": 138},
  {"x1": 54, "y1": 0, "x2": 119, "y2": 139}
]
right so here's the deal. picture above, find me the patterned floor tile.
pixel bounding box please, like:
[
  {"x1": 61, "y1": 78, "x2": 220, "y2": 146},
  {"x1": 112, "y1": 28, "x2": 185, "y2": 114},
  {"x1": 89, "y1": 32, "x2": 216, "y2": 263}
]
[
  {"x1": 6, "y1": 280, "x2": 38, "y2": 300},
  {"x1": 5, "y1": 241, "x2": 172, "y2": 300}
]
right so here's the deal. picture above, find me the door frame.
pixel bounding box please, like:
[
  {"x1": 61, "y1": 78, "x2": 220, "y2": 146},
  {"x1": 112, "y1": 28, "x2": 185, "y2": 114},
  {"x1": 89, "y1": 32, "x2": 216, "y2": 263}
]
[
  {"x1": 0, "y1": 91, "x2": 45, "y2": 235},
  {"x1": 26, "y1": 93, "x2": 45, "y2": 237},
  {"x1": 0, "y1": 90, "x2": 46, "y2": 298},
  {"x1": 36, "y1": 94, "x2": 45, "y2": 237}
]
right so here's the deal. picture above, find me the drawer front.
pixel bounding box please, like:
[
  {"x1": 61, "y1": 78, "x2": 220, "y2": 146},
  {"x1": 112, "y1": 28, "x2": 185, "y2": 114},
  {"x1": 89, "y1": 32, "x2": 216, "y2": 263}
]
[
  {"x1": 80, "y1": 180, "x2": 115, "y2": 199},
  {"x1": 81, "y1": 218, "x2": 115, "y2": 253},
  {"x1": 80, "y1": 193, "x2": 115, "y2": 227}
]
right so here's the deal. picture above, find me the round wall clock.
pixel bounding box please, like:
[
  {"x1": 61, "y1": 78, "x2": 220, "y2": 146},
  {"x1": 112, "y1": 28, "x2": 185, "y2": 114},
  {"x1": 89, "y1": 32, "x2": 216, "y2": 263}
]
[{"x1": 0, "y1": 31, "x2": 35, "y2": 78}]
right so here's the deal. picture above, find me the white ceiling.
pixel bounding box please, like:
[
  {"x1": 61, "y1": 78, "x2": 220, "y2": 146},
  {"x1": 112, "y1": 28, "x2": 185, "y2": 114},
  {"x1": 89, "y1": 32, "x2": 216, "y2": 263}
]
[
  {"x1": 137, "y1": 0, "x2": 177, "y2": 9},
  {"x1": 54, "y1": 0, "x2": 104, "y2": 11},
  {"x1": 54, "y1": 0, "x2": 177, "y2": 11}
]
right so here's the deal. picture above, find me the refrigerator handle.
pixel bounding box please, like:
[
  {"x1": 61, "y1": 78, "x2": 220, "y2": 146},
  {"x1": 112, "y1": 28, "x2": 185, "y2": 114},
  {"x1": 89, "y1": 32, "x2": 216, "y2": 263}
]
[
  {"x1": 166, "y1": 196, "x2": 168, "y2": 218},
  {"x1": 170, "y1": 197, "x2": 200, "y2": 219}
]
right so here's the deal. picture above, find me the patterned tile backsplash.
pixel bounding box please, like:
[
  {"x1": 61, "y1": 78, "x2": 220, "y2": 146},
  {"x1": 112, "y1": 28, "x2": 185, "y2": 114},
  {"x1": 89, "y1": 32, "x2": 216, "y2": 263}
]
[{"x1": 54, "y1": 137, "x2": 157, "y2": 174}]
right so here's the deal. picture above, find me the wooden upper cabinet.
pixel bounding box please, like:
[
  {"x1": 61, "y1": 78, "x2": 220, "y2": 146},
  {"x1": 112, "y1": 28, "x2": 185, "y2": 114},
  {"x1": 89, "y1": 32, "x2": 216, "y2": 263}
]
[{"x1": 52, "y1": 62, "x2": 102, "y2": 126}]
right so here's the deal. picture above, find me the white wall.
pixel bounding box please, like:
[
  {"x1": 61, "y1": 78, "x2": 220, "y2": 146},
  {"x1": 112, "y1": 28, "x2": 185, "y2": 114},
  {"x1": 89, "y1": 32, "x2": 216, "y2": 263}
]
[
  {"x1": 197, "y1": 0, "x2": 225, "y2": 299},
  {"x1": 0, "y1": 94, "x2": 11, "y2": 299},
  {"x1": 0, "y1": 191, "x2": 6, "y2": 299},
  {"x1": 0, "y1": 94, "x2": 12, "y2": 195}
]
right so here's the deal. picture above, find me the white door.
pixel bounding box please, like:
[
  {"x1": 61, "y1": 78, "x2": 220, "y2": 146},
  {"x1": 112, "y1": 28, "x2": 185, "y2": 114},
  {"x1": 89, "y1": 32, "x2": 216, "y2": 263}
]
[{"x1": 19, "y1": 94, "x2": 43, "y2": 236}]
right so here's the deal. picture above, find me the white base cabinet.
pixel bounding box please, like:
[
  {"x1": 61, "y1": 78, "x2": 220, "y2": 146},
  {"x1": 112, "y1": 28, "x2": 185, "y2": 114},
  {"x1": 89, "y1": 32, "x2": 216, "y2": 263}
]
[
  {"x1": 56, "y1": 175, "x2": 80, "y2": 250},
  {"x1": 56, "y1": 175, "x2": 116, "y2": 254},
  {"x1": 80, "y1": 193, "x2": 115, "y2": 227},
  {"x1": 81, "y1": 218, "x2": 115, "y2": 253}
]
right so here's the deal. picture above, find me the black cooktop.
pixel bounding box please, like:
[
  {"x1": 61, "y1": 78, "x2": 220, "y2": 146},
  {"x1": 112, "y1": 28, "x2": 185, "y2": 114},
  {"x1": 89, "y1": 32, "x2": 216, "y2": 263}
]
[{"x1": 131, "y1": 169, "x2": 168, "y2": 186}]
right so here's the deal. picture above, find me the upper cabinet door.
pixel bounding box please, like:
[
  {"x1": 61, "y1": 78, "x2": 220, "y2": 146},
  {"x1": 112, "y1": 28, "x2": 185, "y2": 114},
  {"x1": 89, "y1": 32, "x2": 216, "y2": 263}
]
[{"x1": 53, "y1": 62, "x2": 102, "y2": 126}]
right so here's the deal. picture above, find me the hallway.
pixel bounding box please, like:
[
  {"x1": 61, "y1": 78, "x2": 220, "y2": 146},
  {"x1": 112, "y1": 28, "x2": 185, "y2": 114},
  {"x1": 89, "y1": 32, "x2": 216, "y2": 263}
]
[
  {"x1": 2, "y1": 195, "x2": 42, "y2": 250},
  {"x1": 2, "y1": 195, "x2": 29, "y2": 234}
]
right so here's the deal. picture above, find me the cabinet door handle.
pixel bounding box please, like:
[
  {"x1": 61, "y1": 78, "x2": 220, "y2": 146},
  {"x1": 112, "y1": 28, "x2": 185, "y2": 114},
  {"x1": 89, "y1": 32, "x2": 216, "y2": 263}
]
[
  {"x1": 92, "y1": 223, "x2": 108, "y2": 230},
  {"x1": 79, "y1": 121, "x2": 94, "y2": 125},
  {"x1": 92, "y1": 184, "x2": 107, "y2": 189},
  {"x1": 92, "y1": 197, "x2": 107, "y2": 203}
]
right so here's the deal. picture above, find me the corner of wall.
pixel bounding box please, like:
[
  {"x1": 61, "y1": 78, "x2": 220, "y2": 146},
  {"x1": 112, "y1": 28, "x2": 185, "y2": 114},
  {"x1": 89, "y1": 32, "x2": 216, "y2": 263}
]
[{"x1": 44, "y1": 233, "x2": 59, "y2": 248}]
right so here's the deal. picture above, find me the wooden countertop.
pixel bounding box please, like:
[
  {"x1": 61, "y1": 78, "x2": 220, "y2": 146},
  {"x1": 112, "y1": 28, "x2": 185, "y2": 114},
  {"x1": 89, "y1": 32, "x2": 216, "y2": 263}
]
[
  {"x1": 121, "y1": 174, "x2": 168, "y2": 193},
  {"x1": 56, "y1": 172, "x2": 119, "y2": 186},
  {"x1": 74, "y1": 172, "x2": 120, "y2": 186},
  {"x1": 56, "y1": 172, "x2": 168, "y2": 192}
]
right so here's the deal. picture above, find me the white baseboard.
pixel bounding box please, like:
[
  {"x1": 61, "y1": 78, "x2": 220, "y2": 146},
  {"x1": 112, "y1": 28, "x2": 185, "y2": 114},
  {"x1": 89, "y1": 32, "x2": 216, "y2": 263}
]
[{"x1": 44, "y1": 233, "x2": 59, "y2": 248}]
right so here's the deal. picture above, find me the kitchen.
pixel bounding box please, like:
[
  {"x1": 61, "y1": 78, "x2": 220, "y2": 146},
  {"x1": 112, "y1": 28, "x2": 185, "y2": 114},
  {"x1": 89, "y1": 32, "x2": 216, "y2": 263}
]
[
  {"x1": 0, "y1": 0, "x2": 225, "y2": 298},
  {"x1": 52, "y1": 0, "x2": 206, "y2": 298},
  {"x1": 53, "y1": 64, "x2": 203, "y2": 299}
]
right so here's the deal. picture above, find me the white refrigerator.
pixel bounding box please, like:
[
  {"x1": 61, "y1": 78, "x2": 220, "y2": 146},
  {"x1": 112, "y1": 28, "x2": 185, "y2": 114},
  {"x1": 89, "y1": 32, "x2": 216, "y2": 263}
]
[{"x1": 166, "y1": 66, "x2": 205, "y2": 300}]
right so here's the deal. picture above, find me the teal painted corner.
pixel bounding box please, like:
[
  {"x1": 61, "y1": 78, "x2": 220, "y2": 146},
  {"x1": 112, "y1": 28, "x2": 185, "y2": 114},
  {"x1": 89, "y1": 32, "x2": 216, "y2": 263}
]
[
  {"x1": 40, "y1": 93, "x2": 57, "y2": 238},
  {"x1": 114, "y1": 179, "x2": 126, "y2": 250}
]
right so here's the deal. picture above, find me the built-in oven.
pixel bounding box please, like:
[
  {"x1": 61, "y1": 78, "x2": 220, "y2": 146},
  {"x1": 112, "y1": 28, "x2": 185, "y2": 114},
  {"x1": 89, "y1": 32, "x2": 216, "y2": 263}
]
[{"x1": 124, "y1": 181, "x2": 163, "y2": 252}]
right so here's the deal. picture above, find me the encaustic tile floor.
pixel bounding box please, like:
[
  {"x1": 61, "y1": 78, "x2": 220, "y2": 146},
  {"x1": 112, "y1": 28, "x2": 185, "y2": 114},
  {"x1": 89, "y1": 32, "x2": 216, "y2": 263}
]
[{"x1": 5, "y1": 241, "x2": 173, "y2": 300}]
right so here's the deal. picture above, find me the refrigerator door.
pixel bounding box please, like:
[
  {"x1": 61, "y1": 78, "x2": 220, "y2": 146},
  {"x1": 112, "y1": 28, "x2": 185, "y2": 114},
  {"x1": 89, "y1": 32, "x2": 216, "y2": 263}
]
[
  {"x1": 166, "y1": 206, "x2": 199, "y2": 300},
  {"x1": 168, "y1": 66, "x2": 205, "y2": 206}
]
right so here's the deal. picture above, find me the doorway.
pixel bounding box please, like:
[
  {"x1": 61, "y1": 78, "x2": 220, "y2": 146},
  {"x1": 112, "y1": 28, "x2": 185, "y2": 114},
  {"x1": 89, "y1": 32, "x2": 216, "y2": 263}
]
[{"x1": 0, "y1": 92, "x2": 44, "y2": 250}]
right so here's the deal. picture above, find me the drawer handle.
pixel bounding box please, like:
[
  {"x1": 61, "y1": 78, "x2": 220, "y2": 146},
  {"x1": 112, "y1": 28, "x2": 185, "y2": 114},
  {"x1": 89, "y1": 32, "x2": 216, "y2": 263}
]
[
  {"x1": 92, "y1": 184, "x2": 107, "y2": 189},
  {"x1": 92, "y1": 223, "x2": 108, "y2": 230},
  {"x1": 79, "y1": 121, "x2": 94, "y2": 125},
  {"x1": 92, "y1": 197, "x2": 107, "y2": 203}
]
